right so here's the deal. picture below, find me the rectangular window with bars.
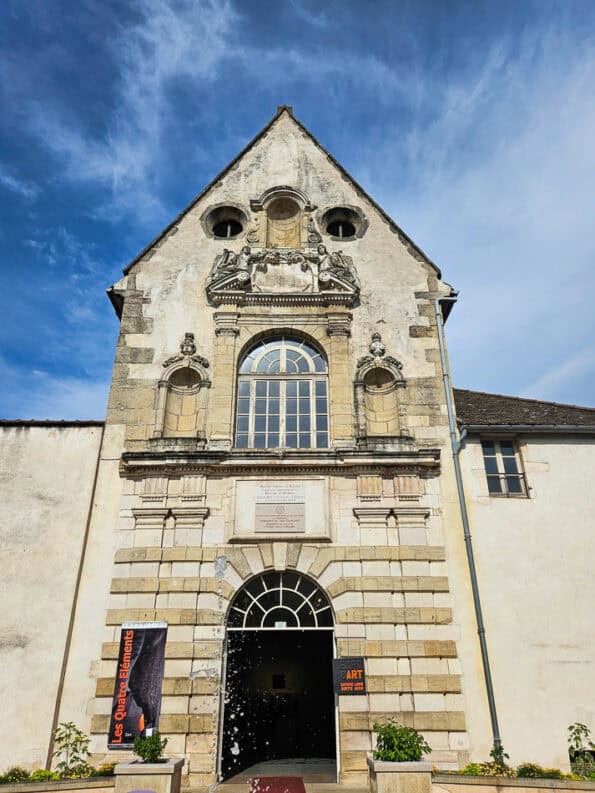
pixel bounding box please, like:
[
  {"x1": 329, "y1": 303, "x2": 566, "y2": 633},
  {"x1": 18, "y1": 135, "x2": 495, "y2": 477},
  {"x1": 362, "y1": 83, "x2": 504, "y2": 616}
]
[{"x1": 481, "y1": 439, "x2": 528, "y2": 496}]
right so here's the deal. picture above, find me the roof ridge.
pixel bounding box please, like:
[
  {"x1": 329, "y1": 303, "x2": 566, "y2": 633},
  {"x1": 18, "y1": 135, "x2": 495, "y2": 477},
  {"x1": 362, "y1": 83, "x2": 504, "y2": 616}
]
[
  {"x1": 453, "y1": 387, "x2": 595, "y2": 413},
  {"x1": 121, "y1": 106, "x2": 439, "y2": 277}
]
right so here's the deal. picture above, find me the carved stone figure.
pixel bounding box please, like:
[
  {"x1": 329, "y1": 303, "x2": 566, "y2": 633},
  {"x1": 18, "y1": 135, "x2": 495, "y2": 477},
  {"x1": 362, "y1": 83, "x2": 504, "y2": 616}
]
[
  {"x1": 329, "y1": 250, "x2": 360, "y2": 288},
  {"x1": 210, "y1": 248, "x2": 237, "y2": 279},
  {"x1": 369, "y1": 332, "x2": 385, "y2": 358},
  {"x1": 163, "y1": 333, "x2": 210, "y2": 369},
  {"x1": 315, "y1": 244, "x2": 360, "y2": 290},
  {"x1": 246, "y1": 217, "x2": 260, "y2": 244},
  {"x1": 236, "y1": 246, "x2": 253, "y2": 272},
  {"x1": 180, "y1": 332, "x2": 197, "y2": 356}
]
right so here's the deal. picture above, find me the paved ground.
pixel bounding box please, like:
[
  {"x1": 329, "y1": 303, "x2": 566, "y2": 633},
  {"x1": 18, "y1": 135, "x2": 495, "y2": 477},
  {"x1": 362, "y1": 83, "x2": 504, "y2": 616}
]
[
  {"x1": 224, "y1": 758, "x2": 337, "y2": 784},
  {"x1": 187, "y1": 757, "x2": 369, "y2": 793}
]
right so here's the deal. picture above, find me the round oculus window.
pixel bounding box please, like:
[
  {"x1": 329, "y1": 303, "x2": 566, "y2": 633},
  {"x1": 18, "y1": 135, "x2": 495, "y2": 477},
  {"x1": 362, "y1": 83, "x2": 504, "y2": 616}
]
[
  {"x1": 204, "y1": 205, "x2": 247, "y2": 239},
  {"x1": 322, "y1": 206, "x2": 363, "y2": 240}
]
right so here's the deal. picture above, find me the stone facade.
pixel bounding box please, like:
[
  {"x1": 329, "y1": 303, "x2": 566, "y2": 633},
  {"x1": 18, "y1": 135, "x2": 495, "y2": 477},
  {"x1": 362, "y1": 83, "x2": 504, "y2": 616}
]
[{"x1": 68, "y1": 108, "x2": 469, "y2": 785}]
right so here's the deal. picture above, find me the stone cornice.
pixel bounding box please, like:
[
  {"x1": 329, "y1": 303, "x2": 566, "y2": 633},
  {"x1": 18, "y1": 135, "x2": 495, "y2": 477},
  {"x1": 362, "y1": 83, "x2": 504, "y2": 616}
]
[
  {"x1": 207, "y1": 290, "x2": 358, "y2": 307},
  {"x1": 119, "y1": 447, "x2": 441, "y2": 477}
]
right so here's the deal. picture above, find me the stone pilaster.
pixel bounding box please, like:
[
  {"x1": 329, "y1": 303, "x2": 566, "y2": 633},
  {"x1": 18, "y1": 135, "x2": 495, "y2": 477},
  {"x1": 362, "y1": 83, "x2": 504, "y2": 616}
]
[
  {"x1": 326, "y1": 311, "x2": 353, "y2": 446},
  {"x1": 208, "y1": 311, "x2": 240, "y2": 448}
]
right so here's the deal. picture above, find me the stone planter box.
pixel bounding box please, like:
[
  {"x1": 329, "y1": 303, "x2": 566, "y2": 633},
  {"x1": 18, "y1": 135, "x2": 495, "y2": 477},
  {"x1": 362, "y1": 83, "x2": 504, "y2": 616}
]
[
  {"x1": 114, "y1": 760, "x2": 184, "y2": 793},
  {"x1": 367, "y1": 753, "x2": 433, "y2": 793}
]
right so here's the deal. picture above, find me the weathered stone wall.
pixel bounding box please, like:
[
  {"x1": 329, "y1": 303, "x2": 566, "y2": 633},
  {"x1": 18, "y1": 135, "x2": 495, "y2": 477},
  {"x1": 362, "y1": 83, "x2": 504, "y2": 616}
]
[{"x1": 0, "y1": 424, "x2": 102, "y2": 769}]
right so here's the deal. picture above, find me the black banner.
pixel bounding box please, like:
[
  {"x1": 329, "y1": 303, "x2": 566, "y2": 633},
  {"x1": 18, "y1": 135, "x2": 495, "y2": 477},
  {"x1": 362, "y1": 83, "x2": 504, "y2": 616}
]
[
  {"x1": 108, "y1": 623, "x2": 168, "y2": 749},
  {"x1": 333, "y1": 656, "x2": 366, "y2": 695}
]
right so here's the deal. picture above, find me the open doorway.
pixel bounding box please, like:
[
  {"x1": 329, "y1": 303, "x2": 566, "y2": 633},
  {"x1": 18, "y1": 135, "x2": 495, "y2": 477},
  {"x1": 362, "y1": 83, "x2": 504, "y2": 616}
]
[
  {"x1": 219, "y1": 571, "x2": 336, "y2": 782},
  {"x1": 221, "y1": 630, "x2": 336, "y2": 781}
]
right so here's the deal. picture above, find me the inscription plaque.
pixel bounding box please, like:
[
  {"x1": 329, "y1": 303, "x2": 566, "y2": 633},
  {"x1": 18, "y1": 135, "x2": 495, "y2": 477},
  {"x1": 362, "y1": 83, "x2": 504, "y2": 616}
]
[{"x1": 254, "y1": 482, "x2": 306, "y2": 533}]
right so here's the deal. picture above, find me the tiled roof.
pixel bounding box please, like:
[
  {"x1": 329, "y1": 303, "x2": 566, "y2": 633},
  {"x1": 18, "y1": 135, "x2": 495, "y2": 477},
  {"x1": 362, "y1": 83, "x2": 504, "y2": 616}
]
[
  {"x1": 0, "y1": 419, "x2": 104, "y2": 427},
  {"x1": 454, "y1": 388, "x2": 595, "y2": 428}
]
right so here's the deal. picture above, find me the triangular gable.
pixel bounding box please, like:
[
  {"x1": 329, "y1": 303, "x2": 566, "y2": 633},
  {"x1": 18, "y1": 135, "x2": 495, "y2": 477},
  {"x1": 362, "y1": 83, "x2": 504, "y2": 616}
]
[{"x1": 122, "y1": 106, "x2": 440, "y2": 278}]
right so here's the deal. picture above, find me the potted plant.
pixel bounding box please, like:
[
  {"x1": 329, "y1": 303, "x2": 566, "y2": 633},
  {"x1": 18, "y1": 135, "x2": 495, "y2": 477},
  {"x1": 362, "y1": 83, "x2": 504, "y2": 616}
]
[
  {"x1": 114, "y1": 733, "x2": 184, "y2": 793},
  {"x1": 367, "y1": 719, "x2": 432, "y2": 793}
]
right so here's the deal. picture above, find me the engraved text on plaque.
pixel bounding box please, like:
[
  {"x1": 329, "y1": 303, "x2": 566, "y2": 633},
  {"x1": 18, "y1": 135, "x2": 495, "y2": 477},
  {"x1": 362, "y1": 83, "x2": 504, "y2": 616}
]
[{"x1": 254, "y1": 483, "x2": 306, "y2": 533}]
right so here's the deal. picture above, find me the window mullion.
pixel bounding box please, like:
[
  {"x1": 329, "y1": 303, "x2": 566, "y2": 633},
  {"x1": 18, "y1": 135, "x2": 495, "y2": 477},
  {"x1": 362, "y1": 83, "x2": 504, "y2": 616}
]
[
  {"x1": 495, "y1": 443, "x2": 507, "y2": 494},
  {"x1": 310, "y1": 379, "x2": 316, "y2": 447},
  {"x1": 249, "y1": 379, "x2": 255, "y2": 448},
  {"x1": 280, "y1": 380, "x2": 286, "y2": 446}
]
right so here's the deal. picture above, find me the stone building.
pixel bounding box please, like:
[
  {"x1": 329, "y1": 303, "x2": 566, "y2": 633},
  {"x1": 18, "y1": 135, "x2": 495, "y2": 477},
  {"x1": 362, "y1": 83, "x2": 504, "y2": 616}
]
[{"x1": 1, "y1": 107, "x2": 594, "y2": 785}]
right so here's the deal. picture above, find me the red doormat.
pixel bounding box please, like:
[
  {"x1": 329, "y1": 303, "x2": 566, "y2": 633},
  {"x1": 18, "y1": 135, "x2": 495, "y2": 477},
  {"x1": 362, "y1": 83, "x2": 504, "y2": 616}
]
[{"x1": 249, "y1": 777, "x2": 306, "y2": 793}]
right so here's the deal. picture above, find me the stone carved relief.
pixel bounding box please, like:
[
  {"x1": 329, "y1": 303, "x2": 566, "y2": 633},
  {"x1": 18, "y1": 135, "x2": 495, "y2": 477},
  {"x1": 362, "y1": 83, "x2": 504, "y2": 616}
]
[
  {"x1": 246, "y1": 217, "x2": 261, "y2": 244},
  {"x1": 206, "y1": 244, "x2": 360, "y2": 305},
  {"x1": 354, "y1": 333, "x2": 407, "y2": 443},
  {"x1": 162, "y1": 332, "x2": 210, "y2": 370},
  {"x1": 306, "y1": 215, "x2": 321, "y2": 244},
  {"x1": 356, "y1": 333, "x2": 402, "y2": 373}
]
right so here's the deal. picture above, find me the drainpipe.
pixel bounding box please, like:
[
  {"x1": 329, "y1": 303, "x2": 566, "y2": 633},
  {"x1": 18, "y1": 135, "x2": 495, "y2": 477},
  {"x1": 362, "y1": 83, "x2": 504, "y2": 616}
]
[{"x1": 434, "y1": 296, "x2": 502, "y2": 752}]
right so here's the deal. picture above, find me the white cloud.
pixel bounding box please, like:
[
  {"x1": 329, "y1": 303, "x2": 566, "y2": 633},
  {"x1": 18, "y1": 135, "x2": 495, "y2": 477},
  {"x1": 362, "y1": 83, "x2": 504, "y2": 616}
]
[
  {"x1": 362, "y1": 25, "x2": 595, "y2": 405},
  {"x1": 0, "y1": 163, "x2": 39, "y2": 199},
  {"x1": 521, "y1": 347, "x2": 595, "y2": 402},
  {"x1": 27, "y1": 0, "x2": 237, "y2": 221},
  {"x1": 0, "y1": 356, "x2": 109, "y2": 420},
  {"x1": 22, "y1": 227, "x2": 119, "y2": 372},
  {"x1": 288, "y1": 0, "x2": 329, "y2": 28}
]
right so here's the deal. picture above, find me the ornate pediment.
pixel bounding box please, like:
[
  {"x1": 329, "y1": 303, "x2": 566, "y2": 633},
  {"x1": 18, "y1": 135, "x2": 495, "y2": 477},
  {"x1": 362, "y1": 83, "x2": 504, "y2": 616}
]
[{"x1": 206, "y1": 244, "x2": 360, "y2": 306}]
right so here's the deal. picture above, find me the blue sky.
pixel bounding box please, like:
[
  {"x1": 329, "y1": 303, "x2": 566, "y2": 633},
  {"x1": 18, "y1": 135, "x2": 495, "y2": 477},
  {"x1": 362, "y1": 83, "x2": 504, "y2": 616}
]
[{"x1": 1, "y1": 0, "x2": 594, "y2": 419}]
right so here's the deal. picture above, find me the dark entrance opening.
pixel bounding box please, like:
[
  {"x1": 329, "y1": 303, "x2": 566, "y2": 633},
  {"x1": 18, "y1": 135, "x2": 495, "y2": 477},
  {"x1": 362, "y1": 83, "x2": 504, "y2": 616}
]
[{"x1": 220, "y1": 630, "x2": 335, "y2": 780}]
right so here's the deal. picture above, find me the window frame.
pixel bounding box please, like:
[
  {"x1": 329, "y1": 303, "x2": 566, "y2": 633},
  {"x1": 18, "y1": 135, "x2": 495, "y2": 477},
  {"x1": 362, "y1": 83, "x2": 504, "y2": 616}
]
[
  {"x1": 480, "y1": 438, "x2": 529, "y2": 497},
  {"x1": 235, "y1": 337, "x2": 329, "y2": 450}
]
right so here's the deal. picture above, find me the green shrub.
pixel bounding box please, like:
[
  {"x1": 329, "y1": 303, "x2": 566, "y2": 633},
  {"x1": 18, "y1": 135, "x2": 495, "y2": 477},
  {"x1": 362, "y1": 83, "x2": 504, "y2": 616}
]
[
  {"x1": 51, "y1": 722, "x2": 91, "y2": 779},
  {"x1": 2, "y1": 768, "x2": 30, "y2": 783},
  {"x1": 542, "y1": 768, "x2": 565, "y2": 779},
  {"x1": 89, "y1": 764, "x2": 116, "y2": 777},
  {"x1": 516, "y1": 763, "x2": 564, "y2": 779},
  {"x1": 568, "y1": 722, "x2": 595, "y2": 778},
  {"x1": 516, "y1": 763, "x2": 544, "y2": 778},
  {"x1": 372, "y1": 719, "x2": 431, "y2": 762},
  {"x1": 460, "y1": 763, "x2": 483, "y2": 775},
  {"x1": 469, "y1": 744, "x2": 514, "y2": 777},
  {"x1": 29, "y1": 770, "x2": 59, "y2": 782},
  {"x1": 133, "y1": 733, "x2": 168, "y2": 764}
]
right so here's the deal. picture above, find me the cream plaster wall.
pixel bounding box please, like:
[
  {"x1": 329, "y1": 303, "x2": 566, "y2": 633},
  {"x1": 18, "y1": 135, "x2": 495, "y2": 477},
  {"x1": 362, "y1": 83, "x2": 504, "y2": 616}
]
[
  {"x1": 458, "y1": 435, "x2": 595, "y2": 768},
  {"x1": 0, "y1": 425, "x2": 102, "y2": 770},
  {"x1": 55, "y1": 426, "x2": 127, "y2": 748}
]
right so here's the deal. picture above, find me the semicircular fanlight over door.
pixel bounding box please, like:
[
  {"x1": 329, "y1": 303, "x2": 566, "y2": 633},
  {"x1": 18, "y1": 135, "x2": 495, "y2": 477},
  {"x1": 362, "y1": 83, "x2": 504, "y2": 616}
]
[{"x1": 227, "y1": 571, "x2": 334, "y2": 629}]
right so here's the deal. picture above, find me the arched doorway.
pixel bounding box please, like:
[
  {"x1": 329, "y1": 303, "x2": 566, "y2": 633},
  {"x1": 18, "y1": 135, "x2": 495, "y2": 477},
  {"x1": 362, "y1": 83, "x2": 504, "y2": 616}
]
[{"x1": 219, "y1": 571, "x2": 337, "y2": 781}]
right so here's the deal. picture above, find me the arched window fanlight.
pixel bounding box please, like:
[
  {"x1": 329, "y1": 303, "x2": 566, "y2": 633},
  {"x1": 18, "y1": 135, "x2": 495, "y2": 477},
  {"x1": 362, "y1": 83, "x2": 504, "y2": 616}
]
[
  {"x1": 235, "y1": 336, "x2": 329, "y2": 450},
  {"x1": 227, "y1": 571, "x2": 333, "y2": 629}
]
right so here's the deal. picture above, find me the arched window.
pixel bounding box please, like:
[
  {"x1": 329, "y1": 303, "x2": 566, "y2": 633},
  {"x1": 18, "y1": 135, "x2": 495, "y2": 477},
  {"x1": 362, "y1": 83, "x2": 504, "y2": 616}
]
[
  {"x1": 235, "y1": 336, "x2": 329, "y2": 449},
  {"x1": 227, "y1": 571, "x2": 333, "y2": 628}
]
